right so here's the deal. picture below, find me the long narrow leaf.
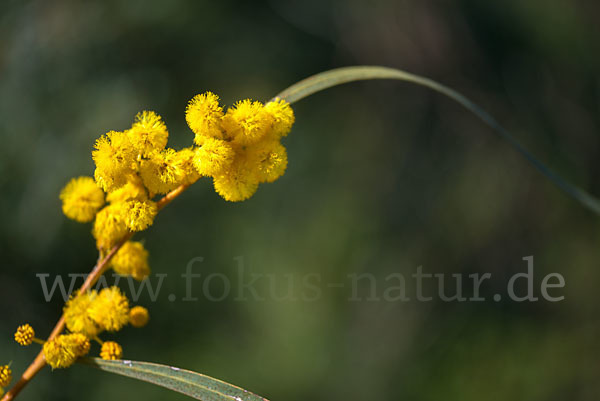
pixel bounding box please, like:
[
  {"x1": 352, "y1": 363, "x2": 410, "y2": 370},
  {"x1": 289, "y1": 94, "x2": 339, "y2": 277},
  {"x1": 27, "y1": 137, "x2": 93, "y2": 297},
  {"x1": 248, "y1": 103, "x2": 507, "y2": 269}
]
[
  {"x1": 273, "y1": 65, "x2": 600, "y2": 216},
  {"x1": 80, "y1": 358, "x2": 269, "y2": 401}
]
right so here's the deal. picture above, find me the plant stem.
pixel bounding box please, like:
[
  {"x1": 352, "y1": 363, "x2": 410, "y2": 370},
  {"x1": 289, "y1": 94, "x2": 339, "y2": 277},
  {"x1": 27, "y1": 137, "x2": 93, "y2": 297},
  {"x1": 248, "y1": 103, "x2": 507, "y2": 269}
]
[
  {"x1": 274, "y1": 66, "x2": 600, "y2": 216},
  {"x1": 1, "y1": 183, "x2": 191, "y2": 401}
]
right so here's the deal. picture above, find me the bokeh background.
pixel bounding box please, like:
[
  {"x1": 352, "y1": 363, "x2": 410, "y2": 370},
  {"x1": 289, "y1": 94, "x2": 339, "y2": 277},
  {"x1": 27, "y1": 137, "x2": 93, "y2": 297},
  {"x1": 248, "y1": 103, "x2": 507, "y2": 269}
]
[{"x1": 1, "y1": 0, "x2": 600, "y2": 400}]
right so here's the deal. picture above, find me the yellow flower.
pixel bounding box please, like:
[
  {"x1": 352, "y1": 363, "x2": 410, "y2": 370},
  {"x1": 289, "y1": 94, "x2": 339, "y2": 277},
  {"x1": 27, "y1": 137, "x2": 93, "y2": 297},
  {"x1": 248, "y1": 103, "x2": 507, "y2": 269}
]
[
  {"x1": 139, "y1": 148, "x2": 185, "y2": 194},
  {"x1": 43, "y1": 334, "x2": 90, "y2": 369},
  {"x1": 60, "y1": 176, "x2": 105, "y2": 223},
  {"x1": 111, "y1": 241, "x2": 150, "y2": 281},
  {"x1": 0, "y1": 365, "x2": 11, "y2": 388},
  {"x1": 43, "y1": 338, "x2": 74, "y2": 369},
  {"x1": 174, "y1": 147, "x2": 201, "y2": 185},
  {"x1": 264, "y1": 98, "x2": 295, "y2": 139},
  {"x1": 193, "y1": 138, "x2": 235, "y2": 177},
  {"x1": 93, "y1": 131, "x2": 137, "y2": 192},
  {"x1": 129, "y1": 306, "x2": 150, "y2": 328},
  {"x1": 64, "y1": 290, "x2": 101, "y2": 337},
  {"x1": 106, "y1": 175, "x2": 148, "y2": 203},
  {"x1": 92, "y1": 203, "x2": 128, "y2": 250},
  {"x1": 186, "y1": 92, "x2": 225, "y2": 144},
  {"x1": 88, "y1": 287, "x2": 130, "y2": 332},
  {"x1": 100, "y1": 341, "x2": 123, "y2": 360},
  {"x1": 213, "y1": 155, "x2": 260, "y2": 202},
  {"x1": 222, "y1": 99, "x2": 273, "y2": 146},
  {"x1": 14, "y1": 324, "x2": 35, "y2": 346},
  {"x1": 122, "y1": 200, "x2": 157, "y2": 232},
  {"x1": 128, "y1": 111, "x2": 169, "y2": 157},
  {"x1": 64, "y1": 333, "x2": 91, "y2": 357},
  {"x1": 250, "y1": 140, "x2": 288, "y2": 183}
]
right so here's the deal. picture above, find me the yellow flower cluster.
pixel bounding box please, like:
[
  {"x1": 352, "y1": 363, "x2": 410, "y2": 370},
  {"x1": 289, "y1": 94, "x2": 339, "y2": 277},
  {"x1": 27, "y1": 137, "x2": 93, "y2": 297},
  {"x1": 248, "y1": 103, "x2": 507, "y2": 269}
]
[
  {"x1": 111, "y1": 241, "x2": 150, "y2": 281},
  {"x1": 59, "y1": 96, "x2": 294, "y2": 282},
  {"x1": 0, "y1": 364, "x2": 11, "y2": 396},
  {"x1": 48, "y1": 93, "x2": 294, "y2": 375},
  {"x1": 64, "y1": 287, "x2": 130, "y2": 337},
  {"x1": 43, "y1": 333, "x2": 90, "y2": 370},
  {"x1": 59, "y1": 111, "x2": 196, "y2": 254},
  {"x1": 59, "y1": 177, "x2": 105, "y2": 222},
  {"x1": 100, "y1": 341, "x2": 123, "y2": 360},
  {"x1": 14, "y1": 324, "x2": 35, "y2": 346},
  {"x1": 13, "y1": 291, "x2": 150, "y2": 370},
  {"x1": 129, "y1": 305, "x2": 150, "y2": 328},
  {"x1": 187, "y1": 94, "x2": 294, "y2": 201},
  {"x1": 8, "y1": 289, "x2": 136, "y2": 370}
]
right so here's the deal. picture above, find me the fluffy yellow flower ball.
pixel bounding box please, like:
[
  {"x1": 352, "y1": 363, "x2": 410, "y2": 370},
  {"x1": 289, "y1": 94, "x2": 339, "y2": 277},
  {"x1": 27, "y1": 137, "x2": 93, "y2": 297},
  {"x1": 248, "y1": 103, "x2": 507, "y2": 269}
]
[
  {"x1": 186, "y1": 92, "x2": 225, "y2": 144},
  {"x1": 129, "y1": 306, "x2": 150, "y2": 328},
  {"x1": 213, "y1": 156, "x2": 260, "y2": 202},
  {"x1": 139, "y1": 148, "x2": 186, "y2": 195},
  {"x1": 43, "y1": 334, "x2": 90, "y2": 370},
  {"x1": 93, "y1": 130, "x2": 137, "y2": 192},
  {"x1": 92, "y1": 203, "x2": 128, "y2": 250},
  {"x1": 87, "y1": 287, "x2": 130, "y2": 332},
  {"x1": 127, "y1": 111, "x2": 169, "y2": 157},
  {"x1": 193, "y1": 138, "x2": 235, "y2": 177},
  {"x1": 106, "y1": 175, "x2": 148, "y2": 203},
  {"x1": 64, "y1": 290, "x2": 101, "y2": 337},
  {"x1": 111, "y1": 241, "x2": 150, "y2": 281},
  {"x1": 174, "y1": 147, "x2": 201, "y2": 185},
  {"x1": 222, "y1": 99, "x2": 273, "y2": 146},
  {"x1": 60, "y1": 176, "x2": 105, "y2": 222},
  {"x1": 122, "y1": 200, "x2": 157, "y2": 232},
  {"x1": 249, "y1": 140, "x2": 288, "y2": 183},
  {"x1": 264, "y1": 98, "x2": 295, "y2": 138}
]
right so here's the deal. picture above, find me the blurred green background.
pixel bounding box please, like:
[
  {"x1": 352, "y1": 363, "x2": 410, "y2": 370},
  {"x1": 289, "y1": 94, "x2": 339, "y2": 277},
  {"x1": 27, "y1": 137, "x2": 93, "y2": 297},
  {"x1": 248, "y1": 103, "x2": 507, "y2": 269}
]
[{"x1": 1, "y1": 0, "x2": 600, "y2": 400}]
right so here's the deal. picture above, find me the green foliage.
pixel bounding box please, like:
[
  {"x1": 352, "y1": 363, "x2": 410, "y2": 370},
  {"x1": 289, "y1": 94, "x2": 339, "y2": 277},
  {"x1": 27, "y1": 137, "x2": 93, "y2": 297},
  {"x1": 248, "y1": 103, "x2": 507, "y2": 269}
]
[{"x1": 80, "y1": 358, "x2": 268, "y2": 401}]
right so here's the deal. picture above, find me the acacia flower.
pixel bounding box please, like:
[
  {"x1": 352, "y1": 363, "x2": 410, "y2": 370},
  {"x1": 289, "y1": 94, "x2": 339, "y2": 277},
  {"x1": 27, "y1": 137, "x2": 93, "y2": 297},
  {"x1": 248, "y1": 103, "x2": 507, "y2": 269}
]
[
  {"x1": 88, "y1": 287, "x2": 130, "y2": 332},
  {"x1": 111, "y1": 241, "x2": 150, "y2": 281},
  {"x1": 60, "y1": 176, "x2": 105, "y2": 222},
  {"x1": 264, "y1": 98, "x2": 295, "y2": 138},
  {"x1": 139, "y1": 148, "x2": 186, "y2": 194},
  {"x1": 186, "y1": 92, "x2": 225, "y2": 144},
  {"x1": 65, "y1": 333, "x2": 91, "y2": 358},
  {"x1": 173, "y1": 147, "x2": 201, "y2": 185},
  {"x1": 64, "y1": 290, "x2": 101, "y2": 337},
  {"x1": 122, "y1": 200, "x2": 157, "y2": 232},
  {"x1": 249, "y1": 140, "x2": 288, "y2": 183},
  {"x1": 100, "y1": 341, "x2": 123, "y2": 360},
  {"x1": 222, "y1": 99, "x2": 273, "y2": 146},
  {"x1": 43, "y1": 337, "x2": 75, "y2": 370},
  {"x1": 212, "y1": 155, "x2": 260, "y2": 202},
  {"x1": 127, "y1": 111, "x2": 169, "y2": 157},
  {"x1": 106, "y1": 175, "x2": 148, "y2": 203},
  {"x1": 0, "y1": 365, "x2": 11, "y2": 388},
  {"x1": 92, "y1": 203, "x2": 128, "y2": 250},
  {"x1": 129, "y1": 306, "x2": 150, "y2": 328},
  {"x1": 43, "y1": 334, "x2": 90, "y2": 369},
  {"x1": 93, "y1": 130, "x2": 137, "y2": 192},
  {"x1": 187, "y1": 93, "x2": 294, "y2": 202},
  {"x1": 193, "y1": 138, "x2": 235, "y2": 177},
  {"x1": 14, "y1": 324, "x2": 35, "y2": 346}
]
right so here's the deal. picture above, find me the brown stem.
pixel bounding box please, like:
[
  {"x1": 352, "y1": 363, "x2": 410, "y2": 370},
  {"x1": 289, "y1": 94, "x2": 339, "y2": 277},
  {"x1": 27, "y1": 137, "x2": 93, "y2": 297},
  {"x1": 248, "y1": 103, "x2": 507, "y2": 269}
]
[
  {"x1": 2, "y1": 183, "x2": 191, "y2": 401},
  {"x1": 157, "y1": 183, "x2": 191, "y2": 210}
]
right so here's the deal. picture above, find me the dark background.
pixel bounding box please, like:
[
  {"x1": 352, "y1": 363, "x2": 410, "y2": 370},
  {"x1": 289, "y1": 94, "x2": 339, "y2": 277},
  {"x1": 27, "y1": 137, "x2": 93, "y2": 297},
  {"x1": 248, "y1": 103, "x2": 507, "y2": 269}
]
[{"x1": 1, "y1": 0, "x2": 599, "y2": 400}]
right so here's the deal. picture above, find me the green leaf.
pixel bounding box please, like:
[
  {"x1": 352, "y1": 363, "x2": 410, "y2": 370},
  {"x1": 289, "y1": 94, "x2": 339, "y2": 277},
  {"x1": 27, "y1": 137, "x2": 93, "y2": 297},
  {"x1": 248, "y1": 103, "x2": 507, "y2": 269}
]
[
  {"x1": 273, "y1": 65, "x2": 600, "y2": 216},
  {"x1": 79, "y1": 358, "x2": 269, "y2": 401}
]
